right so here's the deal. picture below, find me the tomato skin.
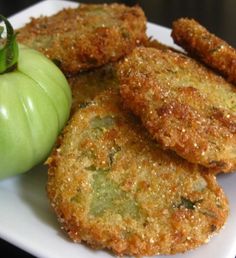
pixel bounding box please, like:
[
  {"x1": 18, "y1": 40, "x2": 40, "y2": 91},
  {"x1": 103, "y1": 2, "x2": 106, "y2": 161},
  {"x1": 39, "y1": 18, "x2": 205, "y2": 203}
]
[{"x1": 0, "y1": 45, "x2": 71, "y2": 179}]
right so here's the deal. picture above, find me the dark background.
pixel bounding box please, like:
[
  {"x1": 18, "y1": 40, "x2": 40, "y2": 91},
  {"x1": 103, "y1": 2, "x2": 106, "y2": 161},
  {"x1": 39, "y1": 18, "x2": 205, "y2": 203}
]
[
  {"x1": 1, "y1": 0, "x2": 236, "y2": 47},
  {"x1": 0, "y1": 0, "x2": 236, "y2": 257}
]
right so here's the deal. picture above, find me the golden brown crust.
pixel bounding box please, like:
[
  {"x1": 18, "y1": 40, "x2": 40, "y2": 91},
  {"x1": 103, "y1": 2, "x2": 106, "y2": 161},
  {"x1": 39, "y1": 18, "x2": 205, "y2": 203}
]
[
  {"x1": 171, "y1": 18, "x2": 236, "y2": 85},
  {"x1": 47, "y1": 88, "x2": 228, "y2": 256},
  {"x1": 118, "y1": 47, "x2": 236, "y2": 173},
  {"x1": 17, "y1": 4, "x2": 147, "y2": 75},
  {"x1": 68, "y1": 64, "x2": 118, "y2": 115}
]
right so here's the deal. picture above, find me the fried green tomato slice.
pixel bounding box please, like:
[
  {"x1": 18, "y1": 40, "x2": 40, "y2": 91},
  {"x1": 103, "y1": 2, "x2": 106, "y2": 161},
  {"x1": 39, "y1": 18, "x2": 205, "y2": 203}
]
[
  {"x1": 118, "y1": 47, "x2": 236, "y2": 173},
  {"x1": 47, "y1": 89, "x2": 228, "y2": 256},
  {"x1": 17, "y1": 3, "x2": 147, "y2": 75},
  {"x1": 172, "y1": 18, "x2": 236, "y2": 85},
  {"x1": 68, "y1": 64, "x2": 118, "y2": 115}
]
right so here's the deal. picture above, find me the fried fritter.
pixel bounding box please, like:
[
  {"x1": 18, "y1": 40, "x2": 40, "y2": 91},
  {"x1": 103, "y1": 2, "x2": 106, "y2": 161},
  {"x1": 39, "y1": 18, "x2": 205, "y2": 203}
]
[
  {"x1": 68, "y1": 64, "x2": 118, "y2": 114},
  {"x1": 47, "y1": 89, "x2": 228, "y2": 256},
  {"x1": 118, "y1": 47, "x2": 236, "y2": 173},
  {"x1": 17, "y1": 3, "x2": 147, "y2": 75},
  {"x1": 172, "y1": 18, "x2": 236, "y2": 85},
  {"x1": 68, "y1": 39, "x2": 175, "y2": 114}
]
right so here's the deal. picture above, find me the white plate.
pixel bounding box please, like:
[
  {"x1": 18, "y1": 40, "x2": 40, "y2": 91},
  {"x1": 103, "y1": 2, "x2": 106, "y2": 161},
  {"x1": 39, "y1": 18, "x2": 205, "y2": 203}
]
[{"x1": 0, "y1": 1, "x2": 236, "y2": 258}]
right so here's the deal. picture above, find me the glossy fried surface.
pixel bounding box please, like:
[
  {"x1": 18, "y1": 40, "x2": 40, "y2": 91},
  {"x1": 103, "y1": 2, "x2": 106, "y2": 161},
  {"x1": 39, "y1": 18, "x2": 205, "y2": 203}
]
[
  {"x1": 68, "y1": 64, "x2": 118, "y2": 115},
  {"x1": 172, "y1": 18, "x2": 236, "y2": 85},
  {"x1": 17, "y1": 3, "x2": 147, "y2": 75},
  {"x1": 47, "y1": 89, "x2": 228, "y2": 256},
  {"x1": 118, "y1": 47, "x2": 236, "y2": 173}
]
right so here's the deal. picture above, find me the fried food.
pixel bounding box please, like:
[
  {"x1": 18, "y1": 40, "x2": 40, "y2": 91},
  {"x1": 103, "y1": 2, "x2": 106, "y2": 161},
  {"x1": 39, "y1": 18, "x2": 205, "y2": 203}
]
[
  {"x1": 145, "y1": 38, "x2": 180, "y2": 53},
  {"x1": 118, "y1": 47, "x2": 236, "y2": 173},
  {"x1": 47, "y1": 88, "x2": 228, "y2": 256},
  {"x1": 17, "y1": 3, "x2": 147, "y2": 75},
  {"x1": 172, "y1": 18, "x2": 236, "y2": 85},
  {"x1": 68, "y1": 64, "x2": 118, "y2": 114}
]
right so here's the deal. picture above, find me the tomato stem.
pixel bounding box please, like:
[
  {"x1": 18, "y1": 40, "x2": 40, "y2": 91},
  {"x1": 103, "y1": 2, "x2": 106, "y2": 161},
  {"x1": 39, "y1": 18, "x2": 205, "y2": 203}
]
[{"x1": 0, "y1": 15, "x2": 19, "y2": 74}]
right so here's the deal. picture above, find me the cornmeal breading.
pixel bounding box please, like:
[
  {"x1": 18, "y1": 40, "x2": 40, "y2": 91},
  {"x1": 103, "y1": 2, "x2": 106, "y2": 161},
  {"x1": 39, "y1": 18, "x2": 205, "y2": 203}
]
[
  {"x1": 118, "y1": 47, "x2": 236, "y2": 173},
  {"x1": 47, "y1": 89, "x2": 228, "y2": 256},
  {"x1": 17, "y1": 3, "x2": 147, "y2": 75},
  {"x1": 172, "y1": 18, "x2": 236, "y2": 85},
  {"x1": 68, "y1": 64, "x2": 118, "y2": 114}
]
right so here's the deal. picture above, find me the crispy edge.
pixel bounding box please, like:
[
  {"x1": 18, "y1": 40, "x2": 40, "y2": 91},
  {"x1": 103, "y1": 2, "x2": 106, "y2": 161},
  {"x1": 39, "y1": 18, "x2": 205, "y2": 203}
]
[
  {"x1": 118, "y1": 47, "x2": 236, "y2": 173},
  {"x1": 47, "y1": 90, "x2": 229, "y2": 256},
  {"x1": 171, "y1": 18, "x2": 236, "y2": 85},
  {"x1": 17, "y1": 4, "x2": 148, "y2": 75}
]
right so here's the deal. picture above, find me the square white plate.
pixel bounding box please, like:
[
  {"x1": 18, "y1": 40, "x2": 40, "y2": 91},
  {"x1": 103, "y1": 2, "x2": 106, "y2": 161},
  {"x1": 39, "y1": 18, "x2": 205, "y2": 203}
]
[{"x1": 0, "y1": 1, "x2": 236, "y2": 258}]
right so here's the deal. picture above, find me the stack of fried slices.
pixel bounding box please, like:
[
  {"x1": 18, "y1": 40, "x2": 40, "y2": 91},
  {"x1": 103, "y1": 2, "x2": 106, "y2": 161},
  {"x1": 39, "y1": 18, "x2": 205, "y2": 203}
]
[{"x1": 18, "y1": 4, "x2": 236, "y2": 256}]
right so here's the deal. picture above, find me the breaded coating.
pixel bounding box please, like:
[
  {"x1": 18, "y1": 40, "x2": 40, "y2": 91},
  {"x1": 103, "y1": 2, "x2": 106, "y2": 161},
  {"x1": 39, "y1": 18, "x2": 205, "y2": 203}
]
[
  {"x1": 118, "y1": 47, "x2": 236, "y2": 173},
  {"x1": 145, "y1": 38, "x2": 179, "y2": 53},
  {"x1": 47, "y1": 89, "x2": 228, "y2": 256},
  {"x1": 144, "y1": 38, "x2": 171, "y2": 50},
  {"x1": 172, "y1": 18, "x2": 236, "y2": 85},
  {"x1": 68, "y1": 64, "x2": 118, "y2": 114},
  {"x1": 17, "y1": 3, "x2": 147, "y2": 75}
]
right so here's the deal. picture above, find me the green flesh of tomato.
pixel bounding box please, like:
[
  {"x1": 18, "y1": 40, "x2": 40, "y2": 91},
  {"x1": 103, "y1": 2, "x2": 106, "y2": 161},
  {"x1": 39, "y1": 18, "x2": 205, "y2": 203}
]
[{"x1": 89, "y1": 169, "x2": 140, "y2": 219}]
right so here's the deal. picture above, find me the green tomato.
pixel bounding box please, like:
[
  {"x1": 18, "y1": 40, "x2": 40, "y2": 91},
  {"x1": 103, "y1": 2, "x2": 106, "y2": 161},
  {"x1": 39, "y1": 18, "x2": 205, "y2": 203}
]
[{"x1": 0, "y1": 44, "x2": 71, "y2": 179}]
